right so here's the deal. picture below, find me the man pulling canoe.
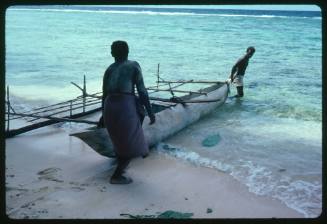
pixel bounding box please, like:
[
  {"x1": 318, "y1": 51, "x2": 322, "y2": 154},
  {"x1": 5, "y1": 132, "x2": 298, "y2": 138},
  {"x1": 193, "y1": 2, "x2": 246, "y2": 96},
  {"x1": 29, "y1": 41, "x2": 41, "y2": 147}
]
[
  {"x1": 101, "y1": 40, "x2": 155, "y2": 184},
  {"x1": 229, "y1": 46, "x2": 255, "y2": 97}
]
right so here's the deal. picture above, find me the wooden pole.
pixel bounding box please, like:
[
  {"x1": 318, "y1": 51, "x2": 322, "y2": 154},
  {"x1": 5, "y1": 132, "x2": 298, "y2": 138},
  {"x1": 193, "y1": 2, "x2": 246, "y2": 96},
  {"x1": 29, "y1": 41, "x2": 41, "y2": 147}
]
[
  {"x1": 147, "y1": 81, "x2": 189, "y2": 95},
  {"x1": 28, "y1": 100, "x2": 101, "y2": 122},
  {"x1": 70, "y1": 100, "x2": 73, "y2": 116},
  {"x1": 13, "y1": 95, "x2": 83, "y2": 115},
  {"x1": 5, "y1": 107, "x2": 101, "y2": 138},
  {"x1": 147, "y1": 83, "x2": 170, "y2": 89},
  {"x1": 83, "y1": 75, "x2": 86, "y2": 113},
  {"x1": 168, "y1": 82, "x2": 175, "y2": 97},
  {"x1": 158, "y1": 80, "x2": 222, "y2": 84},
  {"x1": 8, "y1": 112, "x2": 98, "y2": 124},
  {"x1": 28, "y1": 97, "x2": 99, "y2": 116},
  {"x1": 7, "y1": 86, "x2": 10, "y2": 132},
  {"x1": 11, "y1": 97, "x2": 100, "y2": 122},
  {"x1": 71, "y1": 82, "x2": 84, "y2": 92},
  {"x1": 147, "y1": 87, "x2": 207, "y2": 95},
  {"x1": 85, "y1": 93, "x2": 101, "y2": 99},
  {"x1": 149, "y1": 96, "x2": 221, "y2": 104},
  {"x1": 9, "y1": 104, "x2": 16, "y2": 113},
  {"x1": 26, "y1": 97, "x2": 100, "y2": 122},
  {"x1": 157, "y1": 63, "x2": 160, "y2": 89}
]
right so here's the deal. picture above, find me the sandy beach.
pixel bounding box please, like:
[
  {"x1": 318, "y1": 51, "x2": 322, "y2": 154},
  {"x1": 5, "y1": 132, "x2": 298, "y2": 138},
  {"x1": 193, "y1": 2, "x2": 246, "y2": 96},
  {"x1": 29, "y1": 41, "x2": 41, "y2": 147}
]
[{"x1": 4, "y1": 120, "x2": 304, "y2": 220}]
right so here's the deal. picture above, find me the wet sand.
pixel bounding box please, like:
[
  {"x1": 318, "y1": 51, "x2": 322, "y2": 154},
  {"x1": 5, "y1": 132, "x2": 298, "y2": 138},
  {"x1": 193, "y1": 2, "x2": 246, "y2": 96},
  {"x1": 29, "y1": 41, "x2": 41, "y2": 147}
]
[{"x1": 5, "y1": 124, "x2": 304, "y2": 219}]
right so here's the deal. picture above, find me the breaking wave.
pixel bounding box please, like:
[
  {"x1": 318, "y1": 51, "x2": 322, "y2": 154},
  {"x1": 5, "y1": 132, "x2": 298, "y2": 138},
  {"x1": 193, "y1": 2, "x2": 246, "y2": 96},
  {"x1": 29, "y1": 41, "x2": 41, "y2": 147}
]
[
  {"x1": 156, "y1": 143, "x2": 322, "y2": 218},
  {"x1": 8, "y1": 7, "x2": 321, "y2": 19}
]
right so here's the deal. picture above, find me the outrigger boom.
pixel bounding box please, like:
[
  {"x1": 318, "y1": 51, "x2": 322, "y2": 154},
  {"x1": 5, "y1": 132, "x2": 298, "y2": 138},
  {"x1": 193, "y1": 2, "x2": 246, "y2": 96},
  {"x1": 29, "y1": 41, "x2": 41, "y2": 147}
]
[
  {"x1": 5, "y1": 67, "x2": 230, "y2": 138},
  {"x1": 5, "y1": 108, "x2": 100, "y2": 138},
  {"x1": 158, "y1": 80, "x2": 223, "y2": 84}
]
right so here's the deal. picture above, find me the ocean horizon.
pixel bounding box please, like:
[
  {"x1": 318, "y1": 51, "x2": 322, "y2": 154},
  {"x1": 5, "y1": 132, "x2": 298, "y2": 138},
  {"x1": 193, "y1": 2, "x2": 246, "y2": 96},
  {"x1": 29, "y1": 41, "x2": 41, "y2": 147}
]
[{"x1": 5, "y1": 5, "x2": 322, "y2": 218}]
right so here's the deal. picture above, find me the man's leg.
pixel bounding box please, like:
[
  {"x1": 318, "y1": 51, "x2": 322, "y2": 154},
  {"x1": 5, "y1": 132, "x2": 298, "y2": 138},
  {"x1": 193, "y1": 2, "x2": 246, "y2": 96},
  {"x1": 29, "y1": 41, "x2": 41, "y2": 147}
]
[
  {"x1": 236, "y1": 86, "x2": 244, "y2": 97},
  {"x1": 110, "y1": 157, "x2": 132, "y2": 184}
]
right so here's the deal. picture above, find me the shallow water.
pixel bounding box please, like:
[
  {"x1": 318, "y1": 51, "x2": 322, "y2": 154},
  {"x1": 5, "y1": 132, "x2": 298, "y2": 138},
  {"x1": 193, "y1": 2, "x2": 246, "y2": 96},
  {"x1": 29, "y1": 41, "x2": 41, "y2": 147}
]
[{"x1": 158, "y1": 97, "x2": 321, "y2": 217}]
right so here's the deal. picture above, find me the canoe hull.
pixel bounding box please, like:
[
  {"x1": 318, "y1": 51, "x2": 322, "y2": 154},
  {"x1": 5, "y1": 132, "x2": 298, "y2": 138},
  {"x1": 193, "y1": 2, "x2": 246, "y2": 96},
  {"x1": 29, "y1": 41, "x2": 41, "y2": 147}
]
[{"x1": 71, "y1": 83, "x2": 229, "y2": 158}]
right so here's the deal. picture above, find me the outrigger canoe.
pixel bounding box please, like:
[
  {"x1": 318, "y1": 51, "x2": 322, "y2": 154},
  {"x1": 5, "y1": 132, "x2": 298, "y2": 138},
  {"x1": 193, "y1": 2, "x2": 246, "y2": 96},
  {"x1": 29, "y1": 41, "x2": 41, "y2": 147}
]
[{"x1": 70, "y1": 81, "x2": 229, "y2": 158}]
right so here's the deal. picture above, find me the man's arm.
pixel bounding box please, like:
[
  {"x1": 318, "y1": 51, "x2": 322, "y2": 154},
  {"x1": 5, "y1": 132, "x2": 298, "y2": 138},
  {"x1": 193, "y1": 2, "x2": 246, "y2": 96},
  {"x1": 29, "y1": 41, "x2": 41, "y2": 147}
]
[
  {"x1": 134, "y1": 62, "x2": 155, "y2": 125},
  {"x1": 230, "y1": 57, "x2": 244, "y2": 82},
  {"x1": 230, "y1": 58, "x2": 243, "y2": 81},
  {"x1": 102, "y1": 70, "x2": 109, "y2": 110},
  {"x1": 98, "y1": 69, "x2": 110, "y2": 128}
]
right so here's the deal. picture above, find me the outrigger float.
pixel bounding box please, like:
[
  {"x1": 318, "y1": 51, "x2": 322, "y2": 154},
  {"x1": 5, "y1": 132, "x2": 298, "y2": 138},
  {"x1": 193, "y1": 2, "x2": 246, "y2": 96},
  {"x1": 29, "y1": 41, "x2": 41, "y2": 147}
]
[{"x1": 5, "y1": 65, "x2": 230, "y2": 157}]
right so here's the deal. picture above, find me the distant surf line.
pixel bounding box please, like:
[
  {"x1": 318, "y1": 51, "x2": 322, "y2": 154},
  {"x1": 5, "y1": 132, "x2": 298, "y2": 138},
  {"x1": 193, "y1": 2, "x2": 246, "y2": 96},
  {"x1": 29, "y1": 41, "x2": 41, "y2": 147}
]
[{"x1": 8, "y1": 8, "x2": 321, "y2": 20}]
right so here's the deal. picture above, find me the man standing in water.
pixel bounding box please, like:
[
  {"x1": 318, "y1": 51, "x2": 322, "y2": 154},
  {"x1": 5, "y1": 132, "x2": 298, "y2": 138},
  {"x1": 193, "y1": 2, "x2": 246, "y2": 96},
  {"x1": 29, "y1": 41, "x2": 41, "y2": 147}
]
[
  {"x1": 229, "y1": 47, "x2": 255, "y2": 97},
  {"x1": 102, "y1": 40, "x2": 155, "y2": 184}
]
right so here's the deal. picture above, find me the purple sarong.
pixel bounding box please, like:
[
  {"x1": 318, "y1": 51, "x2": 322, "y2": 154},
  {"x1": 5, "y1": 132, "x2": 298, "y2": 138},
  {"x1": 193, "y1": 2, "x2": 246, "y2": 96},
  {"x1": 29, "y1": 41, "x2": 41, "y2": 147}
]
[{"x1": 103, "y1": 94, "x2": 149, "y2": 159}]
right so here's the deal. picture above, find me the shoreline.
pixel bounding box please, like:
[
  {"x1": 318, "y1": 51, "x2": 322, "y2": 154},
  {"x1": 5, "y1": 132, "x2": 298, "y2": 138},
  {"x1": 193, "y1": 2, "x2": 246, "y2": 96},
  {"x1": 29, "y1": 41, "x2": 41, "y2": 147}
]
[{"x1": 5, "y1": 124, "x2": 304, "y2": 219}]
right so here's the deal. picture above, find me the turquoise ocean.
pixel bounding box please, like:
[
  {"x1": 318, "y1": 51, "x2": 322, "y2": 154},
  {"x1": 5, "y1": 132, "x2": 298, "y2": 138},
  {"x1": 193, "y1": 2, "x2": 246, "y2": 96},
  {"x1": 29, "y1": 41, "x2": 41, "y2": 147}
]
[{"x1": 5, "y1": 5, "x2": 322, "y2": 217}]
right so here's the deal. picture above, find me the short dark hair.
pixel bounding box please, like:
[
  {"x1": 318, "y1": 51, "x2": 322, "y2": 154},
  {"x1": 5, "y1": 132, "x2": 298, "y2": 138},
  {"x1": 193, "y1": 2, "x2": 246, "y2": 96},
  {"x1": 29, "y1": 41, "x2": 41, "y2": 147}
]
[
  {"x1": 247, "y1": 46, "x2": 255, "y2": 54},
  {"x1": 111, "y1": 40, "x2": 129, "y2": 60}
]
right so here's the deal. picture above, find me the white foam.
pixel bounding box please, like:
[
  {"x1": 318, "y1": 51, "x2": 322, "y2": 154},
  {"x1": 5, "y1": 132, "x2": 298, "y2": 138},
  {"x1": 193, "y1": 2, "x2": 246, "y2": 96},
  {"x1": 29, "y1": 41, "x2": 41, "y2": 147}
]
[
  {"x1": 231, "y1": 159, "x2": 322, "y2": 218},
  {"x1": 8, "y1": 8, "x2": 320, "y2": 20},
  {"x1": 156, "y1": 143, "x2": 322, "y2": 218},
  {"x1": 8, "y1": 8, "x2": 196, "y2": 16},
  {"x1": 156, "y1": 143, "x2": 232, "y2": 172},
  {"x1": 55, "y1": 122, "x2": 95, "y2": 133}
]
